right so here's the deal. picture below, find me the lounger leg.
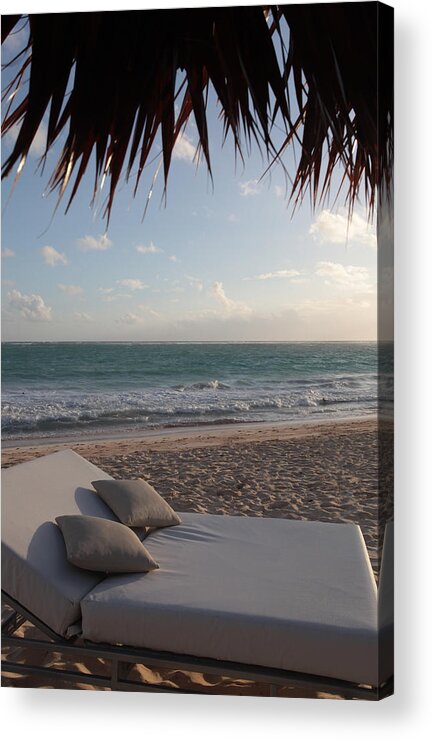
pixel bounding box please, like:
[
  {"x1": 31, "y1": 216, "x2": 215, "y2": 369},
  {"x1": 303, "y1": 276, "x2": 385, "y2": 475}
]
[
  {"x1": 111, "y1": 660, "x2": 131, "y2": 690},
  {"x1": 269, "y1": 684, "x2": 278, "y2": 697},
  {"x1": 118, "y1": 661, "x2": 131, "y2": 688},
  {"x1": 111, "y1": 658, "x2": 119, "y2": 689}
]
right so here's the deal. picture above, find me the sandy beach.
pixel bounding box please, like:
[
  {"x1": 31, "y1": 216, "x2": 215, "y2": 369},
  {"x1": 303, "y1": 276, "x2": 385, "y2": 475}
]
[{"x1": 2, "y1": 417, "x2": 391, "y2": 696}]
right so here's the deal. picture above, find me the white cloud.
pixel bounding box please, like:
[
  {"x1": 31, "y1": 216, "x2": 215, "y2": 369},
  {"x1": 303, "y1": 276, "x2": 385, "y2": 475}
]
[
  {"x1": 315, "y1": 261, "x2": 374, "y2": 293},
  {"x1": 289, "y1": 277, "x2": 309, "y2": 286},
  {"x1": 100, "y1": 293, "x2": 132, "y2": 303},
  {"x1": 169, "y1": 255, "x2": 178, "y2": 262},
  {"x1": 141, "y1": 295, "x2": 375, "y2": 341},
  {"x1": 30, "y1": 121, "x2": 48, "y2": 157},
  {"x1": 115, "y1": 313, "x2": 143, "y2": 325},
  {"x1": 137, "y1": 304, "x2": 161, "y2": 319},
  {"x1": 185, "y1": 275, "x2": 204, "y2": 292},
  {"x1": 1, "y1": 248, "x2": 15, "y2": 258},
  {"x1": 239, "y1": 179, "x2": 261, "y2": 197},
  {"x1": 175, "y1": 305, "x2": 306, "y2": 341},
  {"x1": 117, "y1": 279, "x2": 147, "y2": 291},
  {"x1": 74, "y1": 312, "x2": 93, "y2": 322},
  {"x1": 274, "y1": 185, "x2": 285, "y2": 198},
  {"x1": 77, "y1": 233, "x2": 112, "y2": 251},
  {"x1": 288, "y1": 297, "x2": 372, "y2": 317},
  {"x1": 8, "y1": 289, "x2": 52, "y2": 321},
  {"x1": 5, "y1": 120, "x2": 48, "y2": 158},
  {"x1": 310, "y1": 210, "x2": 377, "y2": 248},
  {"x1": 246, "y1": 269, "x2": 302, "y2": 281},
  {"x1": 98, "y1": 287, "x2": 133, "y2": 301},
  {"x1": 211, "y1": 282, "x2": 251, "y2": 316},
  {"x1": 58, "y1": 284, "x2": 83, "y2": 296},
  {"x1": 40, "y1": 245, "x2": 68, "y2": 266},
  {"x1": 211, "y1": 281, "x2": 234, "y2": 309},
  {"x1": 173, "y1": 132, "x2": 196, "y2": 162},
  {"x1": 136, "y1": 242, "x2": 163, "y2": 255},
  {"x1": 228, "y1": 213, "x2": 239, "y2": 223}
]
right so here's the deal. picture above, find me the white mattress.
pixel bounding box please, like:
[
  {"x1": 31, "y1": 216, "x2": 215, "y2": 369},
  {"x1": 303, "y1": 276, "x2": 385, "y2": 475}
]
[
  {"x1": 1, "y1": 449, "x2": 117, "y2": 635},
  {"x1": 82, "y1": 513, "x2": 380, "y2": 686}
]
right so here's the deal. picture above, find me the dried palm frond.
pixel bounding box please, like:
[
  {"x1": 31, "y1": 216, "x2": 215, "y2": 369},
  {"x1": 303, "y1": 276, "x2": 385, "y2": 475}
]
[{"x1": 1, "y1": 4, "x2": 393, "y2": 221}]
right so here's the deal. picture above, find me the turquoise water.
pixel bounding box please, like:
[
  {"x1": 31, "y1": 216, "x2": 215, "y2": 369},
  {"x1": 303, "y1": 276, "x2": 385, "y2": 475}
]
[{"x1": 2, "y1": 342, "x2": 380, "y2": 440}]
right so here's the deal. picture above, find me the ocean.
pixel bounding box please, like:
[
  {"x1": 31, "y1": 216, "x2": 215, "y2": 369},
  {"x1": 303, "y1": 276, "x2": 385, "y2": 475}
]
[{"x1": 1, "y1": 342, "x2": 380, "y2": 442}]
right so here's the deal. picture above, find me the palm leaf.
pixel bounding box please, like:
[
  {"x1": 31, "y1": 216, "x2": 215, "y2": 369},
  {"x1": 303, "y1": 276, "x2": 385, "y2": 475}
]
[{"x1": 1, "y1": 5, "x2": 393, "y2": 221}]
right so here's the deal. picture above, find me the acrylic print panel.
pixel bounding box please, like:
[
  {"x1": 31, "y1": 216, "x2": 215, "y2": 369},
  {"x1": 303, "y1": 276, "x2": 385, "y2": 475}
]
[{"x1": 1, "y1": 2, "x2": 393, "y2": 699}]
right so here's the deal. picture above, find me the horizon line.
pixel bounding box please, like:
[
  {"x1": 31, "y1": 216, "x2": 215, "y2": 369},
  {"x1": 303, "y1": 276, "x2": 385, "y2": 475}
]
[{"x1": 2, "y1": 339, "x2": 382, "y2": 344}]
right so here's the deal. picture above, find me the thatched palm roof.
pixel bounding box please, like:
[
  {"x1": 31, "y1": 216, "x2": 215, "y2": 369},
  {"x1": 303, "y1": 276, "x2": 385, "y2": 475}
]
[{"x1": 1, "y1": 4, "x2": 393, "y2": 220}]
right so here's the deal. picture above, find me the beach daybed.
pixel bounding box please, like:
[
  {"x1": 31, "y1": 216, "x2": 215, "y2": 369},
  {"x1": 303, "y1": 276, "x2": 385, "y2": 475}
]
[{"x1": 1, "y1": 450, "x2": 392, "y2": 698}]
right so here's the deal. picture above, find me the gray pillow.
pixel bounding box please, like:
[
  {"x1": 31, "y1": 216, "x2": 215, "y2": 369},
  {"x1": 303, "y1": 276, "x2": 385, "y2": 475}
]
[
  {"x1": 91, "y1": 479, "x2": 182, "y2": 528},
  {"x1": 55, "y1": 515, "x2": 159, "y2": 573}
]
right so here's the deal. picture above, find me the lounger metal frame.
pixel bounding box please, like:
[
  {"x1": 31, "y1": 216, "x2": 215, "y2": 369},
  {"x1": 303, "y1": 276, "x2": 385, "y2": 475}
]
[{"x1": 1, "y1": 590, "x2": 392, "y2": 699}]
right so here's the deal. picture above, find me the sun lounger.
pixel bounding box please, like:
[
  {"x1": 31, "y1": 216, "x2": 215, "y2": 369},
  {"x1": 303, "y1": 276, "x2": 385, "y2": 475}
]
[{"x1": 1, "y1": 450, "x2": 393, "y2": 698}]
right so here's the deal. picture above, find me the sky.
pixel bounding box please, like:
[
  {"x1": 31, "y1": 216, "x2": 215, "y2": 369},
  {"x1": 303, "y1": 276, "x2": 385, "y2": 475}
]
[{"x1": 1, "y1": 20, "x2": 378, "y2": 343}]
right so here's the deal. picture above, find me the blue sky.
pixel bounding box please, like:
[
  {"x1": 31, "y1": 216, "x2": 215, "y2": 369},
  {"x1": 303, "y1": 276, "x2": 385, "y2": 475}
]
[{"x1": 1, "y1": 22, "x2": 378, "y2": 342}]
